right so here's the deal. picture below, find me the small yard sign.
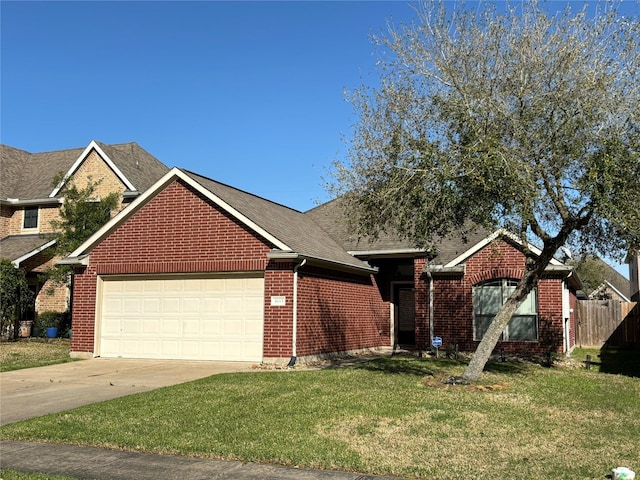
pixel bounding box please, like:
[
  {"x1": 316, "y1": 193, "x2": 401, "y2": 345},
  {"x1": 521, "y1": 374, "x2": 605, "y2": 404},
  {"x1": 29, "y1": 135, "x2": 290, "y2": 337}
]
[{"x1": 432, "y1": 336, "x2": 442, "y2": 348}]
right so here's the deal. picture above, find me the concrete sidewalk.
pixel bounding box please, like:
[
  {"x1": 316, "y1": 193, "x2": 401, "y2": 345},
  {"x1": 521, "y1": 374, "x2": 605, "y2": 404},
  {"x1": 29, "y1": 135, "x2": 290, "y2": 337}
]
[{"x1": 0, "y1": 441, "x2": 401, "y2": 480}]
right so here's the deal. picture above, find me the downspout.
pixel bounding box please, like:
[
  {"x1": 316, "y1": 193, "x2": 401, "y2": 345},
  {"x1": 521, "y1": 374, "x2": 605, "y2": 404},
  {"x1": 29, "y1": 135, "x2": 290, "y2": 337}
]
[
  {"x1": 288, "y1": 258, "x2": 307, "y2": 367},
  {"x1": 427, "y1": 270, "x2": 434, "y2": 352}
]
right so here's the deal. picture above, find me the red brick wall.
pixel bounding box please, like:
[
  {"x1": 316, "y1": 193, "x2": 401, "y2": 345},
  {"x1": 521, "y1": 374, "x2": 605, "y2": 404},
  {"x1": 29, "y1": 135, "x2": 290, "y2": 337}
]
[
  {"x1": 71, "y1": 180, "x2": 274, "y2": 355},
  {"x1": 88, "y1": 180, "x2": 272, "y2": 274},
  {"x1": 426, "y1": 239, "x2": 567, "y2": 355},
  {"x1": 414, "y1": 256, "x2": 429, "y2": 350},
  {"x1": 71, "y1": 179, "x2": 389, "y2": 361},
  {"x1": 294, "y1": 266, "x2": 389, "y2": 358},
  {"x1": 71, "y1": 265, "x2": 98, "y2": 353},
  {"x1": 263, "y1": 262, "x2": 295, "y2": 358}
]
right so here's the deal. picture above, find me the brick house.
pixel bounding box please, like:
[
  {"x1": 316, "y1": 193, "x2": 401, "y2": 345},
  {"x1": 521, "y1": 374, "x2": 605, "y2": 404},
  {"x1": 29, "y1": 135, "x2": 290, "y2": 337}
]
[
  {"x1": 0, "y1": 141, "x2": 169, "y2": 321},
  {"x1": 630, "y1": 250, "x2": 640, "y2": 302},
  {"x1": 65, "y1": 167, "x2": 582, "y2": 363}
]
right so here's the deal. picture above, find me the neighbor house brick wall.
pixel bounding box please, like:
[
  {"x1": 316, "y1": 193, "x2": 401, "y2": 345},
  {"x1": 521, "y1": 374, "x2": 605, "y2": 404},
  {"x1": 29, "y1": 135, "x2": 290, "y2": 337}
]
[
  {"x1": 70, "y1": 149, "x2": 127, "y2": 210},
  {"x1": 426, "y1": 239, "x2": 567, "y2": 355},
  {"x1": 294, "y1": 266, "x2": 389, "y2": 358},
  {"x1": 21, "y1": 251, "x2": 68, "y2": 314},
  {"x1": 70, "y1": 179, "x2": 274, "y2": 355},
  {"x1": 0, "y1": 204, "x2": 12, "y2": 237}
]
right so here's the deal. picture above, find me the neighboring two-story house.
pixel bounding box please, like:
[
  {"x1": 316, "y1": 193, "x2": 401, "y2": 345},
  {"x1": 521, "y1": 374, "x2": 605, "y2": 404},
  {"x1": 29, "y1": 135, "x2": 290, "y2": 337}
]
[{"x1": 0, "y1": 141, "x2": 169, "y2": 322}]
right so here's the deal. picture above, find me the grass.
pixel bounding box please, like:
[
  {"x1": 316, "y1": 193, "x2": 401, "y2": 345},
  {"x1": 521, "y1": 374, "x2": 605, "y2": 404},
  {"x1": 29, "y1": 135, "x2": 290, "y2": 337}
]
[
  {"x1": 0, "y1": 470, "x2": 76, "y2": 480},
  {"x1": 0, "y1": 340, "x2": 77, "y2": 372},
  {"x1": 1, "y1": 350, "x2": 639, "y2": 479}
]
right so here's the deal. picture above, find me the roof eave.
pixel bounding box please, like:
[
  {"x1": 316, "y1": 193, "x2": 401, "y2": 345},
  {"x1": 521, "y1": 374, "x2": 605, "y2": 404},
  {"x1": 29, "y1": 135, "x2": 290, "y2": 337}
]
[
  {"x1": 57, "y1": 254, "x2": 90, "y2": 266},
  {"x1": 268, "y1": 251, "x2": 378, "y2": 275},
  {"x1": 12, "y1": 239, "x2": 57, "y2": 267},
  {"x1": 425, "y1": 264, "x2": 466, "y2": 276},
  {"x1": 1, "y1": 198, "x2": 63, "y2": 206},
  {"x1": 348, "y1": 248, "x2": 428, "y2": 259}
]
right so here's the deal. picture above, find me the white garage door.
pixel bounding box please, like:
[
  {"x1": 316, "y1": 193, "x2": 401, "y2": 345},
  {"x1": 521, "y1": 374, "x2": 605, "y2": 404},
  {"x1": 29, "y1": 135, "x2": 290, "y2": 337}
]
[{"x1": 99, "y1": 275, "x2": 264, "y2": 361}]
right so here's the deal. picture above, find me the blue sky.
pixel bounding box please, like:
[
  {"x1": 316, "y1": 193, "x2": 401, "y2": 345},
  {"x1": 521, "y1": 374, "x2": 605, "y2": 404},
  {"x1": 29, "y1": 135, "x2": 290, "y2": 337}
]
[
  {"x1": 2, "y1": 1, "x2": 416, "y2": 209},
  {"x1": 1, "y1": 1, "x2": 634, "y2": 278}
]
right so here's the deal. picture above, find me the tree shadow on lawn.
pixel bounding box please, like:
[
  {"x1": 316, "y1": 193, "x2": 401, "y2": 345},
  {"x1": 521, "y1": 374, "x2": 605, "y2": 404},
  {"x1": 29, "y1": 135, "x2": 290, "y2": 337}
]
[
  {"x1": 598, "y1": 349, "x2": 640, "y2": 378},
  {"x1": 349, "y1": 355, "x2": 440, "y2": 377},
  {"x1": 343, "y1": 353, "x2": 534, "y2": 378}
]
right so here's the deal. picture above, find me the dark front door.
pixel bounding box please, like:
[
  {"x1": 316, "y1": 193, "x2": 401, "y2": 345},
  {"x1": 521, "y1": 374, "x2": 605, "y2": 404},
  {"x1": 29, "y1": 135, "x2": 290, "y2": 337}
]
[{"x1": 396, "y1": 287, "x2": 415, "y2": 345}]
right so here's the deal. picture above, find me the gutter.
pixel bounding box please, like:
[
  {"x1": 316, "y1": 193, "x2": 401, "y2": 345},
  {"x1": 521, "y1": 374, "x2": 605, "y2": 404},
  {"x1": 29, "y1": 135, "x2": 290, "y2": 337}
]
[
  {"x1": 56, "y1": 254, "x2": 90, "y2": 267},
  {"x1": 288, "y1": 258, "x2": 307, "y2": 367},
  {"x1": 1, "y1": 197, "x2": 63, "y2": 206}
]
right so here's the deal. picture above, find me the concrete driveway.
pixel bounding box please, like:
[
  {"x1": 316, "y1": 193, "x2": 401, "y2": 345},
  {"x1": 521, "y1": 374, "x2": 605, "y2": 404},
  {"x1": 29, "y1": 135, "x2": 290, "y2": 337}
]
[{"x1": 0, "y1": 358, "x2": 254, "y2": 426}]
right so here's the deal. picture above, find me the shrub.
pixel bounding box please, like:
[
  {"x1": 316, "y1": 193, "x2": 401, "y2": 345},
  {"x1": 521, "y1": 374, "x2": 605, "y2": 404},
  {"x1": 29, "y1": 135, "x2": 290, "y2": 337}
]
[{"x1": 36, "y1": 311, "x2": 70, "y2": 330}]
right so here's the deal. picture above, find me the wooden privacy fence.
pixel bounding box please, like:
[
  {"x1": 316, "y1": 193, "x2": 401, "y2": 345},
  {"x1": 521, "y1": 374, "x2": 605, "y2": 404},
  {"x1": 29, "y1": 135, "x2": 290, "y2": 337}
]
[{"x1": 576, "y1": 300, "x2": 639, "y2": 348}]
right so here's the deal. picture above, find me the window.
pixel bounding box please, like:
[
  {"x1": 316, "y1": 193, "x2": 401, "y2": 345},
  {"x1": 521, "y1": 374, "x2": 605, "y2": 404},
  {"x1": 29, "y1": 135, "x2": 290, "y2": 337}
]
[
  {"x1": 473, "y1": 279, "x2": 538, "y2": 341},
  {"x1": 23, "y1": 207, "x2": 38, "y2": 229}
]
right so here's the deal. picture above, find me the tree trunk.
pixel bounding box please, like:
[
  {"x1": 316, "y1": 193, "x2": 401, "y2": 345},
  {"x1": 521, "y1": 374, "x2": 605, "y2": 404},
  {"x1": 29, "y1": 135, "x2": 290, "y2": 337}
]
[{"x1": 462, "y1": 269, "x2": 539, "y2": 382}]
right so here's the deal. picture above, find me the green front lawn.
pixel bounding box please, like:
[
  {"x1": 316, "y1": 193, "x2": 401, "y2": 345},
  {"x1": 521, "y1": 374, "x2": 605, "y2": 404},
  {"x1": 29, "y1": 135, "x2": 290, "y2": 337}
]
[
  {"x1": 1, "y1": 351, "x2": 638, "y2": 479},
  {"x1": 0, "y1": 340, "x2": 77, "y2": 372},
  {"x1": 0, "y1": 469, "x2": 76, "y2": 480}
]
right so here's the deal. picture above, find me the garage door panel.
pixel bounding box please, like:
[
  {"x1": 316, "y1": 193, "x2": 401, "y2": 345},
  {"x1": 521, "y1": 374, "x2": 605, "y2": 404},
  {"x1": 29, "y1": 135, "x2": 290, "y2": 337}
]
[
  {"x1": 162, "y1": 297, "x2": 181, "y2": 313},
  {"x1": 100, "y1": 275, "x2": 264, "y2": 361}
]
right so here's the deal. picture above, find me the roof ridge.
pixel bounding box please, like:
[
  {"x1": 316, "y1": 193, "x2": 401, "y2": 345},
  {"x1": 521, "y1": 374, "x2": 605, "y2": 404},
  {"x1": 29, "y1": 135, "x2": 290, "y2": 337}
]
[{"x1": 181, "y1": 169, "x2": 304, "y2": 214}]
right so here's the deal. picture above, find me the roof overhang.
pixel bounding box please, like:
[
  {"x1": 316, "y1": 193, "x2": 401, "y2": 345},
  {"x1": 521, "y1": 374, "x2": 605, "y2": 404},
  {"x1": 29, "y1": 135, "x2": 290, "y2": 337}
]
[
  {"x1": 12, "y1": 239, "x2": 57, "y2": 267},
  {"x1": 56, "y1": 254, "x2": 90, "y2": 267},
  {"x1": 348, "y1": 248, "x2": 427, "y2": 259},
  {"x1": 1, "y1": 198, "x2": 63, "y2": 207},
  {"x1": 425, "y1": 264, "x2": 466, "y2": 277},
  {"x1": 268, "y1": 251, "x2": 378, "y2": 275}
]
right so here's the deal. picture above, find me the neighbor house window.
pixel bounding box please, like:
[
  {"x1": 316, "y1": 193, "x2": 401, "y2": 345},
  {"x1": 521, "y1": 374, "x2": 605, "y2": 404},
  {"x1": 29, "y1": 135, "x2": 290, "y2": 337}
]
[
  {"x1": 23, "y1": 207, "x2": 38, "y2": 229},
  {"x1": 473, "y1": 279, "x2": 538, "y2": 342}
]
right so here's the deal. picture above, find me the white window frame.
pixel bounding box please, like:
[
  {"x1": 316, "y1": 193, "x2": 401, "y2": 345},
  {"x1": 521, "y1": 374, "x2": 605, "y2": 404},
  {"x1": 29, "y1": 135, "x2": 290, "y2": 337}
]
[{"x1": 473, "y1": 279, "x2": 538, "y2": 342}]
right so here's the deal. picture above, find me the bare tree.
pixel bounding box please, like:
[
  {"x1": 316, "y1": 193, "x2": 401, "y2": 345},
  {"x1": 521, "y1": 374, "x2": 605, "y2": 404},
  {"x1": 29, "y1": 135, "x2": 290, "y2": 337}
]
[{"x1": 332, "y1": 1, "x2": 640, "y2": 381}]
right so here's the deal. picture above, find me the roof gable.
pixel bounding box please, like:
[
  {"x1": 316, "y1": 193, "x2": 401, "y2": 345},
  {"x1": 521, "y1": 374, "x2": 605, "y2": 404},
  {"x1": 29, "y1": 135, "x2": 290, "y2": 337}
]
[
  {"x1": 68, "y1": 168, "x2": 372, "y2": 272},
  {"x1": 443, "y1": 229, "x2": 564, "y2": 268},
  {"x1": 50, "y1": 141, "x2": 135, "y2": 196},
  {"x1": 1, "y1": 141, "x2": 169, "y2": 202}
]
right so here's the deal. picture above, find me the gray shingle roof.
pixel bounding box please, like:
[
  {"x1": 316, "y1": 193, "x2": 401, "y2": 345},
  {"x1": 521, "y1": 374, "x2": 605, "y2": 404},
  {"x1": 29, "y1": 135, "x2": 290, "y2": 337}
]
[
  {"x1": 0, "y1": 235, "x2": 54, "y2": 263},
  {"x1": 305, "y1": 197, "x2": 492, "y2": 264},
  {"x1": 182, "y1": 171, "x2": 371, "y2": 270},
  {"x1": 0, "y1": 142, "x2": 169, "y2": 200}
]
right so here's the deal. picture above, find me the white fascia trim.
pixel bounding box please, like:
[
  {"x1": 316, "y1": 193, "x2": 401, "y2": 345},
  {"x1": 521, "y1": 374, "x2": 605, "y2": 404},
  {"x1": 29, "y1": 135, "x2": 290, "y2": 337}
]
[
  {"x1": 443, "y1": 228, "x2": 563, "y2": 268},
  {"x1": 49, "y1": 140, "x2": 136, "y2": 197},
  {"x1": 68, "y1": 168, "x2": 291, "y2": 258},
  {"x1": 12, "y1": 239, "x2": 57, "y2": 267},
  {"x1": 1, "y1": 198, "x2": 63, "y2": 206}
]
